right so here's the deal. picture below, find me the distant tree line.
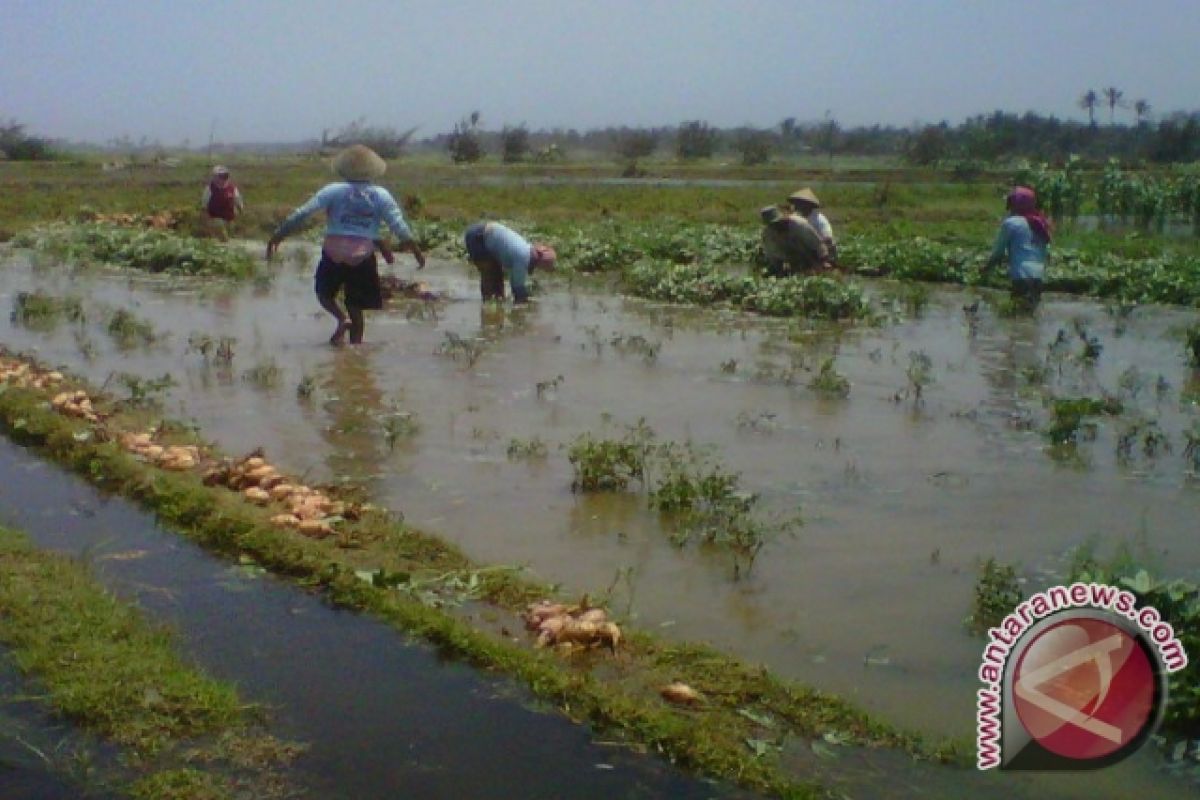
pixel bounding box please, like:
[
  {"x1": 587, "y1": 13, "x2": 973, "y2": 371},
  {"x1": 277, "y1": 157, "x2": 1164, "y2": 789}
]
[
  {"x1": 6, "y1": 96, "x2": 1199, "y2": 166},
  {"x1": 409, "y1": 106, "x2": 1200, "y2": 166},
  {"x1": 0, "y1": 118, "x2": 52, "y2": 161}
]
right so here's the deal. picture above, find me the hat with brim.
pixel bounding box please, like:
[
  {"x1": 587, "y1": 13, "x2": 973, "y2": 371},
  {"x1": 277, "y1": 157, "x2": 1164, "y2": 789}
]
[
  {"x1": 760, "y1": 205, "x2": 786, "y2": 225},
  {"x1": 212, "y1": 165, "x2": 230, "y2": 177},
  {"x1": 332, "y1": 145, "x2": 386, "y2": 181},
  {"x1": 788, "y1": 188, "x2": 821, "y2": 207}
]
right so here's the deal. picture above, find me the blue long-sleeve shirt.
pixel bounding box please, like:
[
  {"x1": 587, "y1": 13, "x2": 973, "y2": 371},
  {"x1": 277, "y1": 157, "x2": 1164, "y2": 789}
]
[
  {"x1": 464, "y1": 222, "x2": 533, "y2": 294},
  {"x1": 989, "y1": 216, "x2": 1047, "y2": 282},
  {"x1": 274, "y1": 182, "x2": 414, "y2": 243}
]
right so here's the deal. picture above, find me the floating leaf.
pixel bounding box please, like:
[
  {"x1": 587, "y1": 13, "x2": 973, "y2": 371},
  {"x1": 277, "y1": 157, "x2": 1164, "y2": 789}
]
[
  {"x1": 737, "y1": 708, "x2": 775, "y2": 728},
  {"x1": 745, "y1": 738, "x2": 774, "y2": 758}
]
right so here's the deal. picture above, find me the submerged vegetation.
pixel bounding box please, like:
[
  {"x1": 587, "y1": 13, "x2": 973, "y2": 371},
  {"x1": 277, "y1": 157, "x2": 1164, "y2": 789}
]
[
  {"x1": 0, "y1": 349, "x2": 960, "y2": 798},
  {"x1": 570, "y1": 421, "x2": 798, "y2": 577}
]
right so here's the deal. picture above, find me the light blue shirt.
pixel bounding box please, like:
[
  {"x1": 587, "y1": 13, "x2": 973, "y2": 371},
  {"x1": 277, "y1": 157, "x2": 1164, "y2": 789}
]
[
  {"x1": 274, "y1": 182, "x2": 414, "y2": 242},
  {"x1": 479, "y1": 222, "x2": 533, "y2": 272},
  {"x1": 990, "y1": 216, "x2": 1047, "y2": 282},
  {"x1": 473, "y1": 222, "x2": 533, "y2": 295}
]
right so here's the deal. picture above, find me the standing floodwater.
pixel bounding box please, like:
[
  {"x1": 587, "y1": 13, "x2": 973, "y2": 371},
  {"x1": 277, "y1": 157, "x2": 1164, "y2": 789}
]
[
  {"x1": 0, "y1": 436, "x2": 755, "y2": 799},
  {"x1": 0, "y1": 244, "x2": 1196, "y2": 798}
]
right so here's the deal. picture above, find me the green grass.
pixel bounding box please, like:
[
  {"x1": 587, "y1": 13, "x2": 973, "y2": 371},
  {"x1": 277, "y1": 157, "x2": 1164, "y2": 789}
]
[{"x1": 0, "y1": 523, "x2": 302, "y2": 799}]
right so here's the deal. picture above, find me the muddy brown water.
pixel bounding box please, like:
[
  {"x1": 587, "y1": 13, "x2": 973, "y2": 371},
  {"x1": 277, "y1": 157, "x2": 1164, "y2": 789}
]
[{"x1": 1, "y1": 243, "x2": 1197, "y2": 798}]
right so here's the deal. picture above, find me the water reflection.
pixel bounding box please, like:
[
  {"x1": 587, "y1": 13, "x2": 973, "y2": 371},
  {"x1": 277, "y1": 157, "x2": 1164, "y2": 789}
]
[{"x1": 318, "y1": 348, "x2": 388, "y2": 487}]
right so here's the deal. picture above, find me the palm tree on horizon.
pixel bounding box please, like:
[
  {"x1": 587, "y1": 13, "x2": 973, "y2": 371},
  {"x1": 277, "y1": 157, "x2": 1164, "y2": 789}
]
[
  {"x1": 1103, "y1": 87, "x2": 1126, "y2": 126},
  {"x1": 1134, "y1": 98, "x2": 1152, "y2": 127},
  {"x1": 1079, "y1": 89, "x2": 1099, "y2": 127}
]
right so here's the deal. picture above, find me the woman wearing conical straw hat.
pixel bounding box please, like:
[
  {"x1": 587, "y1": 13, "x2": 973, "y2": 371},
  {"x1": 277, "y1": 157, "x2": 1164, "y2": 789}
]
[
  {"x1": 786, "y1": 188, "x2": 837, "y2": 264},
  {"x1": 267, "y1": 144, "x2": 425, "y2": 345}
]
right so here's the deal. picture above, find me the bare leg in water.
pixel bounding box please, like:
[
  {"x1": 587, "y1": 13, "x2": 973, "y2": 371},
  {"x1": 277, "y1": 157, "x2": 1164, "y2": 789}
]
[
  {"x1": 317, "y1": 292, "x2": 350, "y2": 345},
  {"x1": 347, "y1": 306, "x2": 365, "y2": 345}
]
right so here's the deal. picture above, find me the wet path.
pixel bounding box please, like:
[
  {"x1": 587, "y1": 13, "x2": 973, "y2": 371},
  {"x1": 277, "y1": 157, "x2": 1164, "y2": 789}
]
[{"x1": 0, "y1": 437, "x2": 751, "y2": 799}]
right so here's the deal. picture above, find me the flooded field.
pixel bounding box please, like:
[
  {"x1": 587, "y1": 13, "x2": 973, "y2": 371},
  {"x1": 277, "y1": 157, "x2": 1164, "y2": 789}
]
[
  {"x1": 0, "y1": 437, "x2": 752, "y2": 800},
  {"x1": 1, "y1": 242, "x2": 1197, "y2": 797}
]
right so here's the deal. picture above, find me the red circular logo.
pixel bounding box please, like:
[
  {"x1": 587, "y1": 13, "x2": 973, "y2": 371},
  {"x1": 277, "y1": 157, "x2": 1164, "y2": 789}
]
[{"x1": 1012, "y1": 617, "x2": 1156, "y2": 761}]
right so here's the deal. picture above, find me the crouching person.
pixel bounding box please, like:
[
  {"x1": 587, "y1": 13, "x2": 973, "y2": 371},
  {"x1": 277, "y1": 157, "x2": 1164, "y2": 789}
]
[
  {"x1": 463, "y1": 221, "x2": 556, "y2": 303},
  {"x1": 759, "y1": 206, "x2": 829, "y2": 276}
]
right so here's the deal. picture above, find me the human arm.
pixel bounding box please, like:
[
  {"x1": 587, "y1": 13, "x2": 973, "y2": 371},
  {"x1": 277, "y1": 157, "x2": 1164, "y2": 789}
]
[
  {"x1": 376, "y1": 189, "x2": 424, "y2": 268},
  {"x1": 266, "y1": 189, "x2": 328, "y2": 260},
  {"x1": 201, "y1": 185, "x2": 211, "y2": 208},
  {"x1": 985, "y1": 220, "x2": 1012, "y2": 271},
  {"x1": 396, "y1": 240, "x2": 425, "y2": 269},
  {"x1": 234, "y1": 187, "x2": 244, "y2": 214}
]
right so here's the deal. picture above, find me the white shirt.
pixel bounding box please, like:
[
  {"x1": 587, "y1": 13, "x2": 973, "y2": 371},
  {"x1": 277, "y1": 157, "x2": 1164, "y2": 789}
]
[{"x1": 803, "y1": 210, "x2": 834, "y2": 243}]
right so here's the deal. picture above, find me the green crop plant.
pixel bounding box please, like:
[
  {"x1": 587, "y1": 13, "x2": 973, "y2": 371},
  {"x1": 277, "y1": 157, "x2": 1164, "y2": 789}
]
[
  {"x1": 1185, "y1": 323, "x2": 1200, "y2": 367},
  {"x1": 1183, "y1": 422, "x2": 1200, "y2": 473},
  {"x1": 1116, "y1": 419, "x2": 1171, "y2": 462},
  {"x1": 295, "y1": 373, "x2": 317, "y2": 400},
  {"x1": 111, "y1": 371, "x2": 176, "y2": 409},
  {"x1": 106, "y1": 308, "x2": 158, "y2": 348},
  {"x1": 903, "y1": 351, "x2": 934, "y2": 404},
  {"x1": 10, "y1": 291, "x2": 86, "y2": 329},
  {"x1": 13, "y1": 222, "x2": 257, "y2": 277},
  {"x1": 435, "y1": 331, "x2": 485, "y2": 368},
  {"x1": 506, "y1": 436, "x2": 548, "y2": 460},
  {"x1": 535, "y1": 375, "x2": 564, "y2": 399},
  {"x1": 648, "y1": 441, "x2": 798, "y2": 580},
  {"x1": 241, "y1": 358, "x2": 282, "y2": 389},
  {"x1": 808, "y1": 357, "x2": 851, "y2": 397},
  {"x1": 567, "y1": 432, "x2": 649, "y2": 492},
  {"x1": 1044, "y1": 395, "x2": 1123, "y2": 446},
  {"x1": 1069, "y1": 543, "x2": 1200, "y2": 737},
  {"x1": 609, "y1": 333, "x2": 662, "y2": 363},
  {"x1": 382, "y1": 411, "x2": 420, "y2": 450},
  {"x1": 966, "y1": 558, "x2": 1022, "y2": 635}
]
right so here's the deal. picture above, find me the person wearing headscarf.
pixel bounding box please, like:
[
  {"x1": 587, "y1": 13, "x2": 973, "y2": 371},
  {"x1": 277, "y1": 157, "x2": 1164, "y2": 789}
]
[
  {"x1": 266, "y1": 145, "x2": 425, "y2": 345},
  {"x1": 462, "y1": 221, "x2": 556, "y2": 303},
  {"x1": 759, "y1": 205, "x2": 828, "y2": 276},
  {"x1": 985, "y1": 186, "x2": 1051, "y2": 307},
  {"x1": 787, "y1": 188, "x2": 837, "y2": 263},
  {"x1": 201, "y1": 165, "x2": 244, "y2": 240}
]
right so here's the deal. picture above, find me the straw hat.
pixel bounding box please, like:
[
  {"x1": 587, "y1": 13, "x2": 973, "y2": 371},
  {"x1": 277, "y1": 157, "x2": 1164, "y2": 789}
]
[
  {"x1": 760, "y1": 205, "x2": 786, "y2": 225},
  {"x1": 332, "y1": 145, "x2": 386, "y2": 181},
  {"x1": 787, "y1": 188, "x2": 821, "y2": 208},
  {"x1": 211, "y1": 165, "x2": 230, "y2": 177}
]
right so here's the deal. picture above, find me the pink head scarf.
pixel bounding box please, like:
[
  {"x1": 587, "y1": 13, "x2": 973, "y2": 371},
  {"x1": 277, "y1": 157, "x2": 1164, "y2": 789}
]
[
  {"x1": 1007, "y1": 186, "x2": 1052, "y2": 244},
  {"x1": 531, "y1": 243, "x2": 557, "y2": 270}
]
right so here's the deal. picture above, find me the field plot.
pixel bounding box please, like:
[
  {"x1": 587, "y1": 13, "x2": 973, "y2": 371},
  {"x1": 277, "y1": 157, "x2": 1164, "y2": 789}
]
[{"x1": 1, "y1": 234, "x2": 1197, "y2": 797}]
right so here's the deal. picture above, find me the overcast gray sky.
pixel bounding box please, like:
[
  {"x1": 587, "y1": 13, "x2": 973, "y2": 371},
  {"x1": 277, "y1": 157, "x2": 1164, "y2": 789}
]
[{"x1": 3, "y1": 0, "x2": 1197, "y2": 145}]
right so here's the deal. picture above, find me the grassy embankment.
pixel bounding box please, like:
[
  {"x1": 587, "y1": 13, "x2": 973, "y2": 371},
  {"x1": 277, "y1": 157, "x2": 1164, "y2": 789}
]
[{"x1": 0, "y1": 524, "x2": 303, "y2": 799}]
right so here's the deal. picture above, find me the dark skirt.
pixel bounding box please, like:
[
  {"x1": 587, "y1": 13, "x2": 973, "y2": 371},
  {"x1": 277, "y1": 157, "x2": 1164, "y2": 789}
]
[
  {"x1": 314, "y1": 252, "x2": 383, "y2": 310},
  {"x1": 464, "y1": 223, "x2": 490, "y2": 261}
]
